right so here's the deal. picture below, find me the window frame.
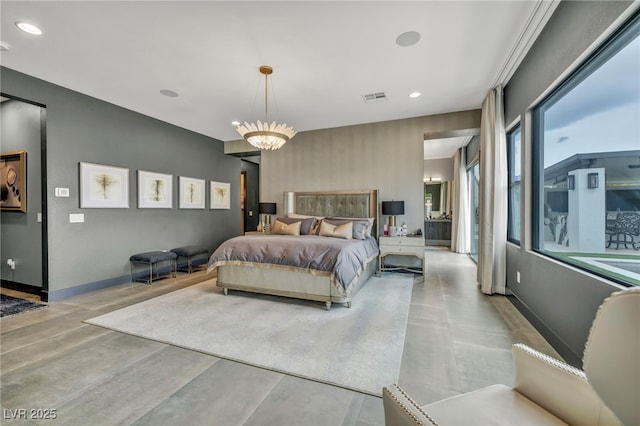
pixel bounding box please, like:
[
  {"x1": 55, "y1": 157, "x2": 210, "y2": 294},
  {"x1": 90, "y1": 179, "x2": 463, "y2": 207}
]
[
  {"x1": 506, "y1": 122, "x2": 522, "y2": 245},
  {"x1": 531, "y1": 11, "x2": 640, "y2": 287}
]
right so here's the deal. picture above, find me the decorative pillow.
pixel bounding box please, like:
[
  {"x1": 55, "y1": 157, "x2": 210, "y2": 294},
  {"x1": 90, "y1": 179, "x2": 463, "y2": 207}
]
[
  {"x1": 276, "y1": 216, "x2": 315, "y2": 235},
  {"x1": 288, "y1": 213, "x2": 325, "y2": 234},
  {"x1": 271, "y1": 219, "x2": 302, "y2": 236},
  {"x1": 323, "y1": 218, "x2": 370, "y2": 240},
  {"x1": 326, "y1": 217, "x2": 375, "y2": 238},
  {"x1": 319, "y1": 220, "x2": 353, "y2": 239}
]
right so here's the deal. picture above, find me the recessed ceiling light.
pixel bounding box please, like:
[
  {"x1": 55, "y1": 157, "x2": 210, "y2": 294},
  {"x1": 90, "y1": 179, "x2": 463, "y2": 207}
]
[
  {"x1": 409, "y1": 92, "x2": 421, "y2": 98},
  {"x1": 231, "y1": 121, "x2": 240, "y2": 126},
  {"x1": 159, "y1": 89, "x2": 179, "y2": 98},
  {"x1": 15, "y1": 21, "x2": 43, "y2": 36},
  {"x1": 396, "y1": 31, "x2": 421, "y2": 47}
]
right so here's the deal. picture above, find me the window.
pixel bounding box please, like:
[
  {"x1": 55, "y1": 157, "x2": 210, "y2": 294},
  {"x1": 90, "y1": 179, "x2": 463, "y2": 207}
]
[
  {"x1": 533, "y1": 13, "x2": 640, "y2": 286},
  {"x1": 507, "y1": 124, "x2": 522, "y2": 244}
]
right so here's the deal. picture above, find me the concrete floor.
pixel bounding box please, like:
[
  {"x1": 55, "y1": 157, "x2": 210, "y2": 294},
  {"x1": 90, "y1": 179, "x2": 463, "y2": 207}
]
[{"x1": 1, "y1": 248, "x2": 559, "y2": 426}]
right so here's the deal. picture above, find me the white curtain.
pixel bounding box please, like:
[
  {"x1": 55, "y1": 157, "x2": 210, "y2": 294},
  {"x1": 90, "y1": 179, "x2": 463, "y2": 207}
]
[
  {"x1": 451, "y1": 148, "x2": 470, "y2": 253},
  {"x1": 478, "y1": 86, "x2": 507, "y2": 295}
]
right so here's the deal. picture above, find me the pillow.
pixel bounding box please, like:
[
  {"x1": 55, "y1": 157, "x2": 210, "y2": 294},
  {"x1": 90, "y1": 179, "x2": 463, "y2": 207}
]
[
  {"x1": 288, "y1": 213, "x2": 324, "y2": 235},
  {"x1": 323, "y1": 218, "x2": 370, "y2": 240},
  {"x1": 270, "y1": 219, "x2": 302, "y2": 236},
  {"x1": 275, "y1": 216, "x2": 315, "y2": 235},
  {"x1": 326, "y1": 217, "x2": 375, "y2": 238},
  {"x1": 319, "y1": 220, "x2": 353, "y2": 239}
]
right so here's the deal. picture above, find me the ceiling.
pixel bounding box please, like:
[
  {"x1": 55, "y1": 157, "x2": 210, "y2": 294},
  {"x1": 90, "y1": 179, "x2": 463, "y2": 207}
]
[{"x1": 0, "y1": 1, "x2": 556, "y2": 151}]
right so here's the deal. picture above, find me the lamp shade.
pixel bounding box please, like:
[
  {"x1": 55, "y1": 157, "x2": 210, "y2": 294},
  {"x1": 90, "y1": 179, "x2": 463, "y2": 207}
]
[
  {"x1": 382, "y1": 201, "x2": 404, "y2": 215},
  {"x1": 259, "y1": 202, "x2": 277, "y2": 214}
]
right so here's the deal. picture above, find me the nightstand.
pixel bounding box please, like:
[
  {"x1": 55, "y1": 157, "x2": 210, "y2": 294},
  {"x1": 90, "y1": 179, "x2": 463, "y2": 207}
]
[{"x1": 378, "y1": 236, "x2": 425, "y2": 275}]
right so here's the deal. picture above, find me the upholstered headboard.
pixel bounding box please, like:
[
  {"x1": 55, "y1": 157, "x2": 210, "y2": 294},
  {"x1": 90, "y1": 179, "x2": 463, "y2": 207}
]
[{"x1": 283, "y1": 190, "x2": 379, "y2": 238}]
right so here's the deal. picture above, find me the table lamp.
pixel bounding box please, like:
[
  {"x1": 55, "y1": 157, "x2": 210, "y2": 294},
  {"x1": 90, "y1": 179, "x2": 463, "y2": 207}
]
[
  {"x1": 259, "y1": 202, "x2": 277, "y2": 232},
  {"x1": 382, "y1": 201, "x2": 404, "y2": 227}
]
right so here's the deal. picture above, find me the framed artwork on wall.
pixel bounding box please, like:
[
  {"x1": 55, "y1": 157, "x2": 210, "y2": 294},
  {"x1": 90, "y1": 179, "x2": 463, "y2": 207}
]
[
  {"x1": 0, "y1": 151, "x2": 27, "y2": 212},
  {"x1": 80, "y1": 162, "x2": 129, "y2": 208},
  {"x1": 210, "y1": 181, "x2": 230, "y2": 209},
  {"x1": 138, "y1": 170, "x2": 173, "y2": 208},
  {"x1": 179, "y1": 176, "x2": 205, "y2": 209}
]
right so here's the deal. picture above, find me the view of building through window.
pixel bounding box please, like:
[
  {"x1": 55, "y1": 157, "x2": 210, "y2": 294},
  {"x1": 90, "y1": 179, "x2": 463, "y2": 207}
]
[{"x1": 534, "y1": 15, "x2": 640, "y2": 286}]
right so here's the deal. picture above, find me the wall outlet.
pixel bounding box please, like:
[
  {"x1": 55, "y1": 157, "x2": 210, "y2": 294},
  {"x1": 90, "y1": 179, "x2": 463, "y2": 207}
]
[
  {"x1": 69, "y1": 213, "x2": 85, "y2": 223},
  {"x1": 516, "y1": 271, "x2": 521, "y2": 283},
  {"x1": 7, "y1": 258, "x2": 16, "y2": 270}
]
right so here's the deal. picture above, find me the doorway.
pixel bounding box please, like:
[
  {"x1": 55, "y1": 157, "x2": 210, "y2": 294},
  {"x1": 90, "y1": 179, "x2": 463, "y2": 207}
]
[
  {"x1": 240, "y1": 159, "x2": 260, "y2": 233},
  {"x1": 0, "y1": 94, "x2": 48, "y2": 300}
]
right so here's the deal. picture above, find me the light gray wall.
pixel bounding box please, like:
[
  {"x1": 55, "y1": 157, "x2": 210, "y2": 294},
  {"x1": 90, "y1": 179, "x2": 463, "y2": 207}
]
[
  {"x1": 423, "y1": 158, "x2": 454, "y2": 182},
  {"x1": 259, "y1": 110, "x2": 481, "y2": 234},
  {"x1": 1, "y1": 67, "x2": 242, "y2": 300},
  {"x1": 0, "y1": 99, "x2": 43, "y2": 287},
  {"x1": 503, "y1": 0, "x2": 635, "y2": 366}
]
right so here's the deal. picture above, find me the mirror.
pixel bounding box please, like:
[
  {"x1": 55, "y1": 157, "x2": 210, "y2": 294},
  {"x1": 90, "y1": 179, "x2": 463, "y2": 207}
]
[{"x1": 425, "y1": 181, "x2": 451, "y2": 219}]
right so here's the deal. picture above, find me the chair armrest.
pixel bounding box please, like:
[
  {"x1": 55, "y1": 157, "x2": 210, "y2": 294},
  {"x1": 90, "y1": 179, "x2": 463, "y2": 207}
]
[
  {"x1": 383, "y1": 385, "x2": 438, "y2": 426},
  {"x1": 512, "y1": 344, "x2": 619, "y2": 426}
]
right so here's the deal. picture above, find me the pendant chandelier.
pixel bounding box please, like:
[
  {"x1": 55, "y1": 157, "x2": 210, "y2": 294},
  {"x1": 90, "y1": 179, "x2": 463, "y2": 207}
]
[{"x1": 236, "y1": 65, "x2": 296, "y2": 150}]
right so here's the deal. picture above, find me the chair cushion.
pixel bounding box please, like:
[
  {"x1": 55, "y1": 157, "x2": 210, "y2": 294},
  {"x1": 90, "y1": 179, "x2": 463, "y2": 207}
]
[
  {"x1": 425, "y1": 384, "x2": 568, "y2": 425},
  {"x1": 130, "y1": 251, "x2": 177, "y2": 263},
  {"x1": 170, "y1": 246, "x2": 208, "y2": 257}
]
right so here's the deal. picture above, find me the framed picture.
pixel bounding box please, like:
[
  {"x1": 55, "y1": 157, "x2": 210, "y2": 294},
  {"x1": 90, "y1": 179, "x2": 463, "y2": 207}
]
[
  {"x1": 179, "y1": 176, "x2": 205, "y2": 209},
  {"x1": 1, "y1": 151, "x2": 27, "y2": 212},
  {"x1": 80, "y1": 162, "x2": 129, "y2": 208},
  {"x1": 138, "y1": 170, "x2": 173, "y2": 208},
  {"x1": 210, "y1": 181, "x2": 230, "y2": 209}
]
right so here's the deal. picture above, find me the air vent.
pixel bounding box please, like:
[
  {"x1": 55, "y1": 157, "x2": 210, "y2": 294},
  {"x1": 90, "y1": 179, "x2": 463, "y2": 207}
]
[{"x1": 362, "y1": 92, "x2": 387, "y2": 103}]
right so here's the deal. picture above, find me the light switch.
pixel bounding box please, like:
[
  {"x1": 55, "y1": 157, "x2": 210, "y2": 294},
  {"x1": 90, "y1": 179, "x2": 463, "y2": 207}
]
[
  {"x1": 37, "y1": 212, "x2": 42, "y2": 223},
  {"x1": 55, "y1": 187, "x2": 70, "y2": 197},
  {"x1": 69, "y1": 213, "x2": 84, "y2": 223}
]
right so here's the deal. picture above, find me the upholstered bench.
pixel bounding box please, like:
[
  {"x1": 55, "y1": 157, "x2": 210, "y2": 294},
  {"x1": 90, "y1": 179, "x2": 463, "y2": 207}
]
[
  {"x1": 129, "y1": 251, "x2": 177, "y2": 284},
  {"x1": 171, "y1": 246, "x2": 209, "y2": 273}
]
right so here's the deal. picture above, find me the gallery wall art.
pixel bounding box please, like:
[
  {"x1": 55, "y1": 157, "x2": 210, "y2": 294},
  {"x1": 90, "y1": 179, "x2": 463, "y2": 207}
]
[
  {"x1": 179, "y1": 176, "x2": 205, "y2": 209},
  {"x1": 211, "y1": 181, "x2": 230, "y2": 209},
  {"x1": 0, "y1": 151, "x2": 27, "y2": 212},
  {"x1": 80, "y1": 162, "x2": 129, "y2": 208},
  {"x1": 138, "y1": 170, "x2": 172, "y2": 208}
]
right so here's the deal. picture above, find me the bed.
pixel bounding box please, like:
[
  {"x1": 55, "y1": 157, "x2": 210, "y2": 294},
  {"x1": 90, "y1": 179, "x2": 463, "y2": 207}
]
[{"x1": 208, "y1": 190, "x2": 379, "y2": 310}]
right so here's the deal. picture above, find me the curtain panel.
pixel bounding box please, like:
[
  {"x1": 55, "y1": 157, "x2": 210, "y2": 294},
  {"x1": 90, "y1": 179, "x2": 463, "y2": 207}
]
[
  {"x1": 451, "y1": 148, "x2": 470, "y2": 254},
  {"x1": 478, "y1": 86, "x2": 507, "y2": 295}
]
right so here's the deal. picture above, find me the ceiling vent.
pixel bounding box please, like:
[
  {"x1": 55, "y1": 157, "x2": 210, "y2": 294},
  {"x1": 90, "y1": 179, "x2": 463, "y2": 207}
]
[{"x1": 362, "y1": 92, "x2": 387, "y2": 103}]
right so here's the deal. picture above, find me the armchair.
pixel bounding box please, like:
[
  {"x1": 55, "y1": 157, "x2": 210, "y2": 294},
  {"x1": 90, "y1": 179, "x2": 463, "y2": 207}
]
[{"x1": 383, "y1": 287, "x2": 640, "y2": 425}]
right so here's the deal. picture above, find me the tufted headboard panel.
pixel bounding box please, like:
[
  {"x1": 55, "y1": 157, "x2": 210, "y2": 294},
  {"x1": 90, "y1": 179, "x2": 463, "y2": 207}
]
[{"x1": 283, "y1": 190, "x2": 379, "y2": 238}]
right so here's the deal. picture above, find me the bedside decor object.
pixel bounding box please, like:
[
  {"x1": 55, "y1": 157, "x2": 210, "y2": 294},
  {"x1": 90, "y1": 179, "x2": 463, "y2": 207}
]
[
  {"x1": 236, "y1": 65, "x2": 297, "y2": 150},
  {"x1": 1, "y1": 150, "x2": 27, "y2": 212},
  {"x1": 259, "y1": 202, "x2": 277, "y2": 232},
  {"x1": 382, "y1": 200, "x2": 404, "y2": 227},
  {"x1": 80, "y1": 162, "x2": 129, "y2": 209}
]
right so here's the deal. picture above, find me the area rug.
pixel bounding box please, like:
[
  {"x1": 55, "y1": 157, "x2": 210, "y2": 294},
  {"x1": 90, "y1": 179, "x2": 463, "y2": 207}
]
[
  {"x1": 0, "y1": 294, "x2": 46, "y2": 318},
  {"x1": 85, "y1": 274, "x2": 413, "y2": 396}
]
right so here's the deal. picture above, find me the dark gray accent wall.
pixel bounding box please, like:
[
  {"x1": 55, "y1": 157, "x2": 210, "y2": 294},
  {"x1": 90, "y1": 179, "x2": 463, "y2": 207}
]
[
  {"x1": 1, "y1": 67, "x2": 242, "y2": 300},
  {"x1": 503, "y1": 1, "x2": 635, "y2": 366},
  {"x1": 1, "y1": 99, "x2": 43, "y2": 287}
]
